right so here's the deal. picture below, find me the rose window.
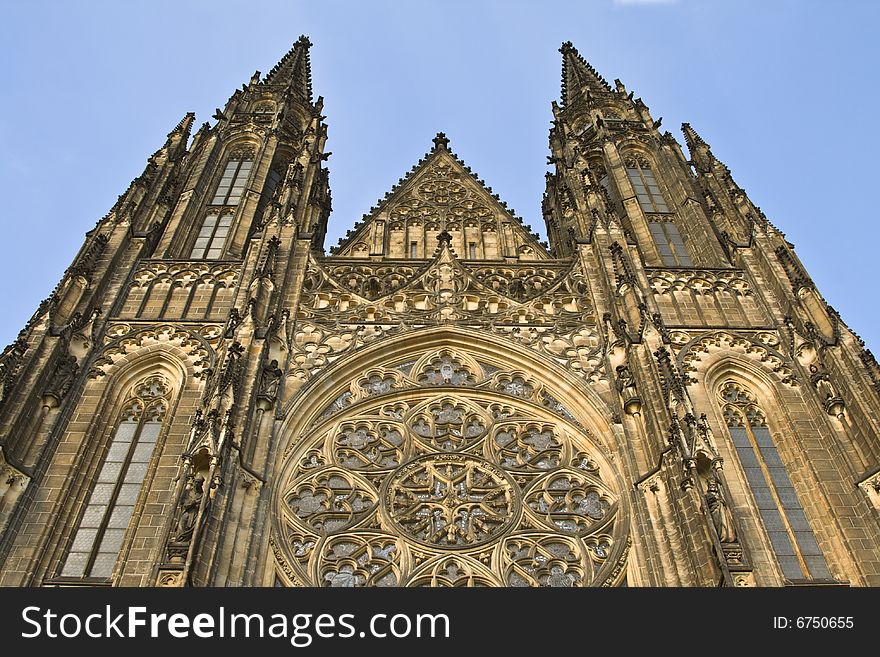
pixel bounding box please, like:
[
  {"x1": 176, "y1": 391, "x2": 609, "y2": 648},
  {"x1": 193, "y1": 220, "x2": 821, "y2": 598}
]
[{"x1": 276, "y1": 390, "x2": 626, "y2": 587}]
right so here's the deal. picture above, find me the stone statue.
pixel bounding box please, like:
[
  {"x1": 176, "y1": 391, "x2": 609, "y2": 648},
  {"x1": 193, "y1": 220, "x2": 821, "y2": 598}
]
[
  {"x1": 706, "y1": 478, "x2": 736, "y2": 543},
  {"x1": 173, "y1": 475, "x2": 205, "y2": 543},
  {"x1": 258, "y1": 358, "x2": 283, "y2": 400},
  {"x1": 45, "y1": 354, "x2": 79, "y2": 401},
  {"x1": 809, "y1": 363, "x2": 836, "y2": 401},
  {"x1": 615, "y1": 364, "x2": 638, "y2": 399}
]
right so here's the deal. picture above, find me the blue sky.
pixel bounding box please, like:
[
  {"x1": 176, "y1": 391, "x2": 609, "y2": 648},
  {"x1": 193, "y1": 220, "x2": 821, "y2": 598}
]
[{"x1": 1, "y1": 0, "x2": 877, "y2": 352}]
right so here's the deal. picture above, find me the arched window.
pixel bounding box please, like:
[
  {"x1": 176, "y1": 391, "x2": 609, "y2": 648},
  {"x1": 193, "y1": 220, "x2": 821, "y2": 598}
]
[
  {"x1": 625, "y1": 155, "x2": 669, "y2": 213},
  {"x1": 719, "y1": 381, "x2": 831, "y2": 582},
  {"x1": 190, "y1": 212, "x2": 233, "y2": 259},
  {"x1": 647, "y1": 218, "x2": 692, "y2": 267},
  {"x1": 61, "y1": 375, "x2": 170, "y2": 580},
  {"x1": 263, "y1": 166, "x2": 284, "y2": 202},
  {"x1": 211, "y1": 150, "x2": 254, "y2": 206},
  {"x1": 624, "y1": 156, "x2": 692, "y2": 266}
]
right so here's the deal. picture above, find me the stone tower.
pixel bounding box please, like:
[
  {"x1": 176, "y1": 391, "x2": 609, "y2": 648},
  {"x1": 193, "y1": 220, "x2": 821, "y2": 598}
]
[{"x1": 0, "y1": 39, "x2": 878, "y2": 587}]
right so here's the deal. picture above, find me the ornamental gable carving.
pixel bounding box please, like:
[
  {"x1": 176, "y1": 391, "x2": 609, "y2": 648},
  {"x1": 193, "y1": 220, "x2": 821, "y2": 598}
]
[
  {"x1": 332, "y1": 146, "x2": 549, "y2": 261},
  {"x1": 120, "y1": 260, "x2": 240, "y2": 321},
  {"x1": 89, "y1": 322, "x2": 221, "y2": 379},
  {"x1": 647, "y1": 268, "x2": 766, "y2": 328},
  {"x1": 300, "y1": 249, "x2": 591, "y2": 328}
]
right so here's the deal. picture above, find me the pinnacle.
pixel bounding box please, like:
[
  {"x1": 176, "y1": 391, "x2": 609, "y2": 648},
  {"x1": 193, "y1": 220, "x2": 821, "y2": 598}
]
[
  {"x1": 681, "y1": 122, "x2": 708, "y2": 148},
  {"x1": 263, "y1": 35, "x2": 314, "y2": 103},
  {"x1": 559, "y1": 40, "x2": 612, "y2": 107},
  {"x1": 432, "y1": 132, "x2": 450, "y2": 151},
  {"x1": 169, "y1": 112, "x2": 196, "y2": 137},
  {"x1": 681, "y1": 123, "x2": 714, "y2": 164}
]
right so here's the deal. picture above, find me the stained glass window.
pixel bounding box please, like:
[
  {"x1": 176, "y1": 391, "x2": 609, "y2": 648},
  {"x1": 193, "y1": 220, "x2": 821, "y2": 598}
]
[
  {"x1": 211, "y1": 156, "x2": 253, "y2": 206},
  {"x1": 720, "y1": 381, "x2": 831, "y2": 581},
  {"x1": 190, "y1": 212, "x2": 233, "y2": 259},
  {"x1": 61, "y1": 376, "x2": 170, "y2": 579}
]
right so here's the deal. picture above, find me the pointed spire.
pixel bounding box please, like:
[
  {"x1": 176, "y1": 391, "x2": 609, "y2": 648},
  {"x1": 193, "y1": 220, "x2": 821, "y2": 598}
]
[
  {"x1": 682, "y1": 123, "x2": 719, "y2": 172},
  {"x1": 263, "y1": 35, "x2": 313, "y2": 104},
  {"x1": 159, "y1": 111, "x2": 195, "y2": 161},
  {"x1": 682, "y1": 122, "x2": 710, "y2": 153},
  {"x1": 169, "y1": 111, "x2": 196, "y2": 138},
  {"x1": 559, "y1": 41, "x2": 612, "y2": 107}
]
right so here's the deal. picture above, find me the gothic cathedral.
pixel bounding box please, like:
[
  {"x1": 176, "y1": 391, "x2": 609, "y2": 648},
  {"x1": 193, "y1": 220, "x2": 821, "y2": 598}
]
[{"x1": 1, "y1": 39, "x2": 878, "y2": 588}]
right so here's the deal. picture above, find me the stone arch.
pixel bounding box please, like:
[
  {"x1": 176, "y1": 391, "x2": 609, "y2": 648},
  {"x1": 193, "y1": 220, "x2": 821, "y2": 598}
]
[
  {"x1": 44, "y1": 349, "x2": 194, "y2": 582},
  {"x1": 676, "y1": 330, "x2": 796, "y2": 388},
  {"x1": 621, "y1": 149, "x2": 654, "y2": 170},
  {"x1": 277, "y1": 326, "x2": 616, "y2": 452},
  {"x1": 697, "y1": 356, "x2": 845, "y2": 585},
  {"x1": 268, "y1": 326, "x2": 629, "y2": 588},
  {"x1": 223, "y1": 139, "x2": 259, "y2": 161},
  {"x1": 91, "y1": 324, "x2": 215, "y2": 380}
]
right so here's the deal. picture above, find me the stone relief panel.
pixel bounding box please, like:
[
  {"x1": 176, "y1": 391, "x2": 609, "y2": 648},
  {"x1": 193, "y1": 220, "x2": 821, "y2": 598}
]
[
  {"x1": 274, "y1": 388, "x2": 627, "y2": 587},
  {"x1": 646, "y1": 268, "x2": 767, "y2": 328},
  {"x1": 282, "y1": 253, "x2": 604, "y2": 399},
  {"x1": 305, "y1": 253, "x2": 588, "y2": 324},
  {"x1": 120, "y1": 260, "x2": 239, "y2": 321},
  {"x1": 670, "y1": 330, "x2": 796, "y2": 387},
  {"x1": 89, "y1": 323, "x2": 221, "y2": 379}
]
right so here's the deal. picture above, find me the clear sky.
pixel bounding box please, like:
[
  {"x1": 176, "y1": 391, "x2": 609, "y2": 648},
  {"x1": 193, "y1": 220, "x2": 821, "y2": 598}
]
[{"x1": 1, "y1": 1, "x2": 877, "y2": 352}]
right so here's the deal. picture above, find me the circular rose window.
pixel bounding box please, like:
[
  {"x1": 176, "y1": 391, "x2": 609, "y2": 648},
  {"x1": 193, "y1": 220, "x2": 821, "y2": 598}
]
[{"x1": 275, "y1": 382, "x2": 627, "y2": 587}]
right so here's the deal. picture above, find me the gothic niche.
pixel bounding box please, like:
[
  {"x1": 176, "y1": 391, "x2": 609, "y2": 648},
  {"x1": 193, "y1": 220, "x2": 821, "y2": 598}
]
[{"x1": 275, "y1": 386, "x2": 627, "y2": 587}]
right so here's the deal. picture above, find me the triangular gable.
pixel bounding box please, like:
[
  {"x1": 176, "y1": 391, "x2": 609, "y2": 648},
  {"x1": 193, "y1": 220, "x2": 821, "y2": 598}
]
[{"x1": 331, "y1": 134, "x2": 550, "y2": 261}]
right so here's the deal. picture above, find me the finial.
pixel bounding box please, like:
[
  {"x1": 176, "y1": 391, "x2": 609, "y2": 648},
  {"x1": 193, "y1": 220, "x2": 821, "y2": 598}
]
[
  {"x1": 432, "y1": 132, "x2": 450, "y2": 150},
  {"x1": 437, "y1": 230, "x2": 452, "y2": 245}
]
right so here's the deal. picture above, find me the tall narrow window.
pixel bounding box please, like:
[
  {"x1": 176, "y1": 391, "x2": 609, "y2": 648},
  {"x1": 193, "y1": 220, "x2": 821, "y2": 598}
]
[
  {"x1": 61, "y1": 376, "x2": 170, "y2": 580},
  {"x1": 190, "y1": 212, "x2": 233, "y2": 259},
  {"x1": 468, "y1": 242, "x2": 477, "y2": 259},
  {"x1": 410, "y1": 241, "x2": 418, "y2": 258},
  {"x1": 719, "y1": 381, "x2": 832, "y2": 582},
  {"x1": 211, "y1": 153, "x2": 253, "y2": 206},
  {"x1": 264, "y1": 166, "x2": 283, "y2": 202},
  {"x1": 648, "y1": 219, "x2": 692, "y2": 266},
  {"x1": 625, "y1": 156, "x2": 669, "y2": 213}
]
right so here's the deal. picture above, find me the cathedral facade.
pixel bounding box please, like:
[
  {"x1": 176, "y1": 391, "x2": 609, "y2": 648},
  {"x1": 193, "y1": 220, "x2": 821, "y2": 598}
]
[{"x1": 1, "y1": 38, "x2": 878, "y2": 587}]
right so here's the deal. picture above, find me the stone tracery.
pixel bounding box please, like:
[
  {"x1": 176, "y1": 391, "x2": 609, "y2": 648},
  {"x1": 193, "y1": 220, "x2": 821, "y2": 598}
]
[{"x1": 275, "y1": 360, "x2": 627, "y2": 587}]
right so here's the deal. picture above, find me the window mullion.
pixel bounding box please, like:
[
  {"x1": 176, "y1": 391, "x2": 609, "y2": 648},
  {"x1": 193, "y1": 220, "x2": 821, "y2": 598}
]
[
  {"x1": 208, "y1": 217, "x2": 222, "y2": 253},
  {"x1": 83, "y1": 414, "x2": 144, "y2": 577},
  {"x1": 743, "y1": 422, "x2": 812, "y2": 579}
]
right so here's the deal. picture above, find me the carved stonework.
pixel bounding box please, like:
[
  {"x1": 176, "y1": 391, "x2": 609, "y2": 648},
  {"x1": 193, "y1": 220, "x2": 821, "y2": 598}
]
[
  {"x1": 275, "y1": 386, "x2": 626, "y2": 587},
  {"x1": 677, "y1": 331, "x2": 796, "y2": 386},
  {"x1": 90, "y1": 323, "x2": 219, "y2": 378},
  {"x1": 5, "y1": 39, "x2": 880, "y2": 592},
  {"x1": 0, "y1": 447, "x2": 30, "y2": 535},
  {"x1": 857, "y1": 470, "x2": 880, "y2": 510}
]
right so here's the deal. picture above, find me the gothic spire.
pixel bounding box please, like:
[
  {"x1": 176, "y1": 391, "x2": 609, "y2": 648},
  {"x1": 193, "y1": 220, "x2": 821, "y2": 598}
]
[
  {"x1": 559, "y1": 41, "x2": 612, "y2": 107},
  {"x1": 151, "y1": 111, "x2": 195, "y2": 165},
  {"x1": 681, "y1": 122, "x2": 709, "y2": 152},
  {"x1": 263, "y1": 35, "x2": 313, "y2": 104},
  {"x1": 169, "y1": 111, "x2": 196, "y2": 139},
  {"x1": 682, "y1": 122, "x2": 721, "y2": 174}
]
